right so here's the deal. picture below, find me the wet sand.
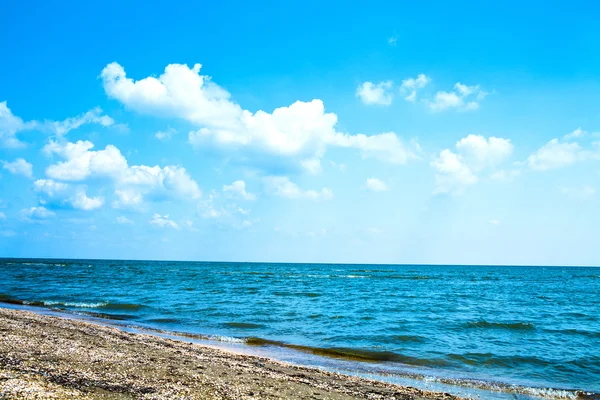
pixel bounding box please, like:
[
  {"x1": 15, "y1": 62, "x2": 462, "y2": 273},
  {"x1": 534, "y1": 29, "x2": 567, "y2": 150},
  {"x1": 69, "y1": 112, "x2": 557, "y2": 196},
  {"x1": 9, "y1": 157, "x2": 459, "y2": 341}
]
[{"x1": 0, "y1": 307, "x2": 461, "y2": 399}]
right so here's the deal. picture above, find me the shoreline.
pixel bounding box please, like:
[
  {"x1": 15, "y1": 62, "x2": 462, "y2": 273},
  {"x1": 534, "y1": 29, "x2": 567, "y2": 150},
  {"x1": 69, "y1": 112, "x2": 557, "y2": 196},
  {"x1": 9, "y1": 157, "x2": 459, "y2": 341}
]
[
  {"x1": 0, "y1": 307, "x2": 460, "y2": 399},
  {"x1": 0, "y1": 304, "x2": 596, "y2": 400}
]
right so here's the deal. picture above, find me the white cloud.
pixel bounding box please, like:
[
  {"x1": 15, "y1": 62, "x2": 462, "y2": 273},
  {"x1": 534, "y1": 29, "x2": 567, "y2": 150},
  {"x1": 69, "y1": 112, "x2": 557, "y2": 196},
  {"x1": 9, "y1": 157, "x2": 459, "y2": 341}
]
[
  {"x1": 48, "y1": 107, "x2": 113, "y2": 137},
  {"x1": 527, "y1": 138, "x2": 586, "y2": 171},
  {"x1": 20, "y1": 206, "x2": 55, "y2": 221},
  {"x1": 365, "y1": 178, "x2": 388, "y2": 192},
  {"x1": 431, "y1": 135, "x2": 512, "y2": 194},
  {"x1": 33, "y1": 179, "x2": 69, "y2": 197},
  {"x1": 2, "y1": 158, "x2": 33, "y2": 178},
  {"x1": 489, "y1": 219, "x2": 500, "y2": 225},
  {"x1": 198, "y1": 192, "x2": 251, "y2": 227},
  {"x1": 187, "y1": 99, "x2": 338, "y2": 161},
  {"x1": 431, "y1": 149, "x2": 478, "y2": 194},
  {"x1": 329, "y1": 132, "x2": 416, "y2": 164},
  {"x1": 222, "y1": 180, "x2": 256, "y2": 200},
  {"x1": 33, "y1": 179, "x2": 103, "y2": 211},
  {"x1": 115, "y1": 216, "x2": 134, "y2": 224},
  {"x1": 71, "y1": 189, "x2": 104, "y2": 210},
  {"x1": 560, "y1": 186, "x2": 596, "y2": 200},
  {"x1": 113, "y1": 189, "x2": 143, "y2": 207},
  {"x1": 427, "y1": 82, "x2": 487, "y2": 112},
  {"x1": 102, "y1": 62, "x2": 416, "y2": 169},
  {"x1": 356, "y1": 81, "x2": 394, "y2": 105},
  {"x1": 102, "y1": 62, "x2": 241, "y2": 129},
  {"x1": 400, "y1": 74, "x2": 430, "y2": 103},
  {"x1": 564, "y1": 128, "x2": 586, "y2": 140},
  {"x1": 149, "y1": 213, "x2": 179, "y2": 229},
  {"x1": 300, "y1": 158, "x2": 322, "y2": 174},
  {"x1": 43, "y1": 140, "x2": 201, "y2": 206},
  {"x1": 1, "y1": 102, "x2": 115, "y2": 148},
  {"x1": 263, "y1": 176, "x2": 333, "y2": 200},
  {"x1": 388, "y1": 35, "x2": 398, "y2": 46},
  {"x1": 455, "y1": 135, "x2": 513, "y2": 169},
  {"x1": 0, "y1": 212, "x2": 5, "y2": 220},
  {"x1": 0, "y1": 102, "x2": 38, "y2": 148},
  {"x1": 155, "y1": 127, "x2": 177, "y2": 141}
]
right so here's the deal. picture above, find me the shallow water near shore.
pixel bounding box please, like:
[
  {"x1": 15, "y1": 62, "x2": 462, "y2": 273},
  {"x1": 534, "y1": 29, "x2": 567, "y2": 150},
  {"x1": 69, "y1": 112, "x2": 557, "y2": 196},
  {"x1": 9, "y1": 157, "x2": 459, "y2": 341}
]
[{"x1": 1, "y1": 258, "x2": 599, "y2": 399}]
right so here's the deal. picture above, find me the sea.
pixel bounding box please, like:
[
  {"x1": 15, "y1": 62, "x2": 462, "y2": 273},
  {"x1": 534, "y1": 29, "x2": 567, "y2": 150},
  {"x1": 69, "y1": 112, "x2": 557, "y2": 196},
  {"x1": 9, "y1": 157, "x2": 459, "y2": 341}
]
[{"x1": 0, "y1": 258, "x2": 598, "y2": 399}]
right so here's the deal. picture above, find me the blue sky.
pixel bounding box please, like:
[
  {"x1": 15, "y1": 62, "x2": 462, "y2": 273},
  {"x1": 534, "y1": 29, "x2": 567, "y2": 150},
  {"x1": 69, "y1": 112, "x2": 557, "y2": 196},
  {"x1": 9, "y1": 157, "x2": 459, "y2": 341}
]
[{"x1": 1, "y1": 0, "x2": 599, "y2": 265}]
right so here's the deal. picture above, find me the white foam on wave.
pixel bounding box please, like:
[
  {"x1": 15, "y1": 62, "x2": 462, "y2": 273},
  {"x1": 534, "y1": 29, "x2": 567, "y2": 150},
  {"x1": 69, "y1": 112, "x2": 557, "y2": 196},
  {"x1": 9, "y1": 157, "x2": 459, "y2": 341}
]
[
  {"x1": 208, "y1": 335, "x2": 245, "y2": 344},
  {"x1": 42, "y1": 301, "x2": 108, "y2": 308}
]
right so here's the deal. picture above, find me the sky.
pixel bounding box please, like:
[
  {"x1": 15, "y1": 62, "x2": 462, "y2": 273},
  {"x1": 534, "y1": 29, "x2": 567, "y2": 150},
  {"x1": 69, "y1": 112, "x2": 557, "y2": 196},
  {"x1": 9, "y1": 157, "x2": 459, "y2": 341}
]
[{"x1": 1, "y1": 0, "x2": 599, "y2": 265}]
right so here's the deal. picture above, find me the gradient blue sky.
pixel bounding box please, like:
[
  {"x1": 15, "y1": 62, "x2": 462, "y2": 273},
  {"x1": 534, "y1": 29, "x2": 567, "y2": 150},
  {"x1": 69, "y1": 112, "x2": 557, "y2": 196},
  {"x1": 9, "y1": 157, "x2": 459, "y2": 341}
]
[{"x1": 1, "y1": 0, "x2": 599, "y2": 265}]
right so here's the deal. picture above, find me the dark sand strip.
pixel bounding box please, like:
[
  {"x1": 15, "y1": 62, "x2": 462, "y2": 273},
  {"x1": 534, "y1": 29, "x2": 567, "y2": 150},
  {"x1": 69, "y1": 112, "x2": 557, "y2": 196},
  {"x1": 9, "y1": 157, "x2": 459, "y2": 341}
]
[{"x1": 0, "y1": 307, "x2": 461, "y2": 399}]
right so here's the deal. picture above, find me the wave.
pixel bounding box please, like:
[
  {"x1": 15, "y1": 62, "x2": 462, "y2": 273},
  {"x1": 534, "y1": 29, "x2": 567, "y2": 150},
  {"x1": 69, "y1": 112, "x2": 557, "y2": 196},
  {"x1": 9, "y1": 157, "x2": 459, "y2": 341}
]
[
  {"x1": 223, "y1": 322, "x2": 265, "y2": 329},
  {"x1": 407, "y1": 373, "x2": 592, "y2": 400},
  {"x1": 446, "y1": 352, "x2": 551, "y2": 368},
  {"x1": 0, "y1": 294, "x2": 44, "y2": 306},
  {"x1": 42, "y1": 301, "x2": 108, "y2": 308},
  {"x1": 245, "y1": 337, "x2": 451, "y2": 366},
  {"x1": 74, "y1": 311, "x2": 138, "y2": 321},
  {"x1": 544, "y1": 328, "x2": 600, "y2": 338},
  {"x1": 0, "y1": 295, "x2": 143, "y2": 314},
  {"x1": 145, "y1": 318, "x2": 180, "y2": 324},
  {"x1": 98, "y1": 303, "x2": 144, "y2": 311},
  {"x1": 464, "y1": 320, "x2": 536, "y2": 331}
]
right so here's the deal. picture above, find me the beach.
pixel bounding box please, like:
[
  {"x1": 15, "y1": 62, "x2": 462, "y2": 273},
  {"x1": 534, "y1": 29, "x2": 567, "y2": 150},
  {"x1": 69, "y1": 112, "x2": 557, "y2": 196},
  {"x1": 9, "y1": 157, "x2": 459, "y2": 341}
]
[{"x1": 0, "y1": 308, "x2": 460, "y2": 399}]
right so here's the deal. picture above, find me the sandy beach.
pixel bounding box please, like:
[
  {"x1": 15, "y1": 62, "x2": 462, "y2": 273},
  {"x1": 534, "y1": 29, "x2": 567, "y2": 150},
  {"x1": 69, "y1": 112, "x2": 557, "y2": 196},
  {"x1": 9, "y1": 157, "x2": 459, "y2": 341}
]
[{"x1": 0, "y1": 307, "x2": 460, "y2": 399}]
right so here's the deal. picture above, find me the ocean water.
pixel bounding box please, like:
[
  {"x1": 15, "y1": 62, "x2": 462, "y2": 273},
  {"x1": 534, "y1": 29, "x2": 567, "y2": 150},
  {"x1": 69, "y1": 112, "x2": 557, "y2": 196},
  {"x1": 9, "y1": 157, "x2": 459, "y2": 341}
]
[{"x1": 1, "y1": 258, "x2": 599, "y2": 399}]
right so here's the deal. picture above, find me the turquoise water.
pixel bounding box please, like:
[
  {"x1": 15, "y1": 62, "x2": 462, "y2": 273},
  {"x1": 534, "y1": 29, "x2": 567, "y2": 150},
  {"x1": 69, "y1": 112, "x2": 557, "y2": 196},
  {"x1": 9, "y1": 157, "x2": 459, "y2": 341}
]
[{"x1": 1, "y1": 259, "x2": 599, "y2": 398}]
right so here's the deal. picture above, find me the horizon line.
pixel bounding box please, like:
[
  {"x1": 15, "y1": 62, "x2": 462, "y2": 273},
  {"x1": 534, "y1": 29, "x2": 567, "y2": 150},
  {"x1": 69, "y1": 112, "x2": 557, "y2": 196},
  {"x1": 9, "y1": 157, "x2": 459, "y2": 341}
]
[{"x1": 0, "y1": 256, "x2": 597, "y2": 269}]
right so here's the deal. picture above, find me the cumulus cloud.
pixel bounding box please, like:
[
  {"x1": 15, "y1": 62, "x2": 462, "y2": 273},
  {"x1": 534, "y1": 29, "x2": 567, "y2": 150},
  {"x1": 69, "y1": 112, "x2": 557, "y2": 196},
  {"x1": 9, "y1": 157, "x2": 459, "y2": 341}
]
[
  {"x1": 400, "y1": 74, "x2": 430, "y2": 103},
  {"x1": 300, "y1": 158, "x2": 322, "y2": 174},
  {"x1": 431, "y1": 135, "x2": 513, "y2": 194},
  {"x1": 2, "y1": 158, "x2": 33, "y2": 178},
  {"x1": 527, "y1": 138, "x2": 587, "y2": 171},
  {"x1": 223, "y1": 180, "x2": 256, "y2": 200},
  {"x1": 149, "y1": 213, "x2": 179, "y2": 229},
  {"x1": 20, "y1": 206, "x2": 55, "y2": 221},
  {"x1": 365, "y1": 178, "x2": 388, "y2": 192},
  {"x1": 33, "y1": 179, "x2": 69, "y2": 197},
  {"x1": 0, "y1": 101, "x2": 38, "y2": 148},
  {"x1": 113, "y1": 189, "x2": 143, "y2": 207},
  {"x1": 263, "y1": 176, "x2": 333, "y2": 200},
  {"x1": 455, "y1": 135, "x2": 513, "y2": 169},
  {"x1": 43, "y1": 140, "x2": 201, "y2": 207},
  {"x1": 71, "y1": 189, "x2": 104, "y2": 210},
  {"x1": 101, "y1": 62, "x2": 416, "y2": 169},
  {"x1": 427, "y1": 83, "x2": 487, "y2": 112},
  {"x1": 564, "y1": 128, "x2": 586, "y2": 140},
  {"x1": 431, "y1": 149, "x2": 478, "y2": 194},
  {"x1": 33, "y1": 179, "x2": 104, "y2": 211},
  {"x1": 187, "y1": 99, "x2": 338, "y2": 161},
  {"x1": 356, "y1": 81, "x2": 394, "y2": 105},
  {"x1": 115, "y1": 216, "x2": 134, "y2": 224}
]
